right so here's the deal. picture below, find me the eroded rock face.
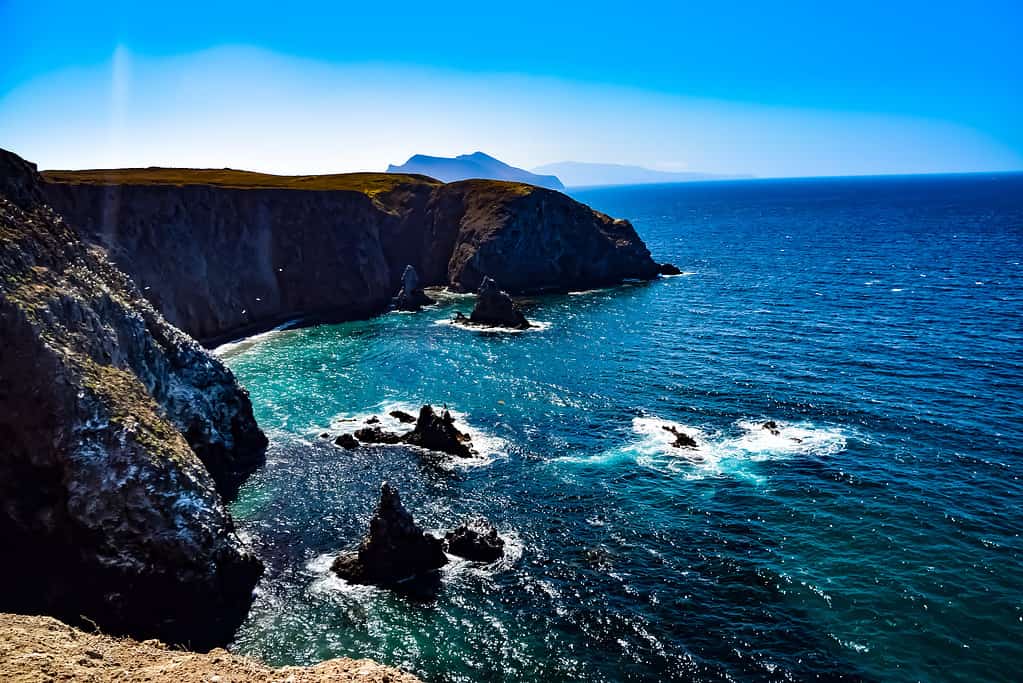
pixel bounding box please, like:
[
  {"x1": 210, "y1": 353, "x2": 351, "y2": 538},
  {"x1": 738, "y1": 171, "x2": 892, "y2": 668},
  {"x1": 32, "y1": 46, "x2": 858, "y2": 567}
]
[
  {"x1": 403, "y1": 405, "x2": 475, "y2": 458},
  {"x1": 44, "y1": 175, "x2": 662, "y2": 343},
  {"x1": 0, "y1": 148, "x2": 265, "y2": 648},
  {"x1": 331, "y1": 483, "x2": 447, "y2": 586},
  {"x1": 444, "y1": 518, "x2": 505, "y2": 563},
  {"x1": 466, "y1": 277, "x2": 530, "y2": 329}
]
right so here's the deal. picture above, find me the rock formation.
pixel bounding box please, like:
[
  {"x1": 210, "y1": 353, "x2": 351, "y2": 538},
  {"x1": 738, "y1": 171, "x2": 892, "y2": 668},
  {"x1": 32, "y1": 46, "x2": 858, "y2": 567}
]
[
  {"x1": 393, "y1": 264, "x2": 434, "y2": 311},
  {"x1": 402, "y1": 405, "x2": 475, "y2": 458},
  {"x1": 332, "y1": 483, "x2": 447, "y2": 586},
  {"x1": 658, "y1": 262, "x2": 683, "y2": 275},
  {"x1": 761, "y1": 420, "x2": 781, "y2": 436},
  {"x1": 334, "y1": 433, "x2": 360, "y2": 449},
  {"x1": 0, "y1": 149, "x2": 266, "y2": 647},
  {"x1": 42, "y1": 168, "x2": 662, "y2": 344},
  {"x1": 444, "y1": 518, "x2": 505, "y2": 562},
  {"x1": 0, "y1": 612, "x2": 422, "y2": 682},
  {"x1": 664, "y1": 425, "x2": 698, "y2": 449},
  {"x1": 460, "y1": 276, "x2": 530, "y2": 329},
  {"x1": 390, "y1": 409, "x2": 417, "y2": 423}
]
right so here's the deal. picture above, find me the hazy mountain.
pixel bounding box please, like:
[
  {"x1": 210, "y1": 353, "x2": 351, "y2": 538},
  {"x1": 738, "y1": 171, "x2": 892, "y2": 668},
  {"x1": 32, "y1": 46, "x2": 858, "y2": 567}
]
[
  {"x1": 533, "y1": 161, "x2": 750, "y2": 188},
  {"x1": 387, "y1": 152, "x2": 564, "y2": 190}
]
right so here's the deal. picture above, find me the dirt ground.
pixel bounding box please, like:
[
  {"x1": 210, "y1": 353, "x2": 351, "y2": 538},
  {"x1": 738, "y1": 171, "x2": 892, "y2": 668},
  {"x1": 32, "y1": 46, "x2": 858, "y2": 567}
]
[{"x1": 0, "y1": 613, "x2": 421, "y2": 683}]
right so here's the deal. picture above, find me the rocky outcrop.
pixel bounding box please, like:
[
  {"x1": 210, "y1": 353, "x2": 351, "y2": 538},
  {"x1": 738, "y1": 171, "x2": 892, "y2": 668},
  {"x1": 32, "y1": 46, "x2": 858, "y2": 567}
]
[
  {"x1": 43, "y1": 169, "x2": 662, "y2": 344},
  {"x1": 663, "y1": 425, "x2": 698, "y2": 449},
  {"x1": 332, "y1": 483, "x2": 447, "y2": 586},
  {"x1": 335, "y1": 405, "x2": 476, "y2": 458},
  {"x1": 0, "y1": 612, "x2": 422, "y2": 682},
  {"x1": 402, "y1": 405, "x2": 475, "y2": 458},
  {"x1": 444, "y1": 518, "x2": 505, "y2": 562},
  {"x1": 393, "y1": 264, "x2": 434, "y2": 311},
  {"x1": 658, "y1": 262, "x2": 683, "y2": 275},
  {"x1": 0, "y1": 149, "x2": 266, "y2": 648},
  {"x1": 461, "y1": 276, "x2": 530, "y2": 329}
]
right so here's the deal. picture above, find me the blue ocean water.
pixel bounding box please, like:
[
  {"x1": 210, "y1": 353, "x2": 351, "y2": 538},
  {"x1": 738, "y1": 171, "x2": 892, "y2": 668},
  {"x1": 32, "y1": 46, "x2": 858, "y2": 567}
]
[{"x1": 224, "y1": 174, "x2": 1023, "y2": 682}]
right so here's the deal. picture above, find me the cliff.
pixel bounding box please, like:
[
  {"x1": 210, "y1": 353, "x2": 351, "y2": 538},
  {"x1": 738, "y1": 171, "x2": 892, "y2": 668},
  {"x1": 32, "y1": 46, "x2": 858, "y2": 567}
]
[
  {"x1": 43, "y1": 167, "x2": 660, "y2": 344},
  {"x1": 0, "y1": 613, "x2": 422, "y2": 682},
  {"x1": 0, "y1": 150, "x2": 267, "y2": 648},
  {"x1": 387, "y1": 150, "x2": 565, "y2": 190}
]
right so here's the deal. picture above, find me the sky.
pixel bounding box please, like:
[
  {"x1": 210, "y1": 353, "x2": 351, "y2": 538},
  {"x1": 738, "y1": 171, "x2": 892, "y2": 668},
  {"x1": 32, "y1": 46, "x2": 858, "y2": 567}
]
[{"x1": 1, "y1": 0, "x2": 1021, "y2": 177}]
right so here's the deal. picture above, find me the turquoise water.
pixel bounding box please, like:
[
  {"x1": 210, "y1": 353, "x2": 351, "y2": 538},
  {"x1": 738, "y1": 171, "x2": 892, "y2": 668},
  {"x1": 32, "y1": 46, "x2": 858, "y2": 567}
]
[{"x1": 226, "y1": 174, "x2": 1023, "y2": 682}]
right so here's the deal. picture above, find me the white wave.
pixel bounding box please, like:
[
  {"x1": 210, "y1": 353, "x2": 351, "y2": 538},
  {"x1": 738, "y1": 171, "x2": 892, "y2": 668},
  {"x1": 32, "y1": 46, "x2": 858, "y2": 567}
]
[
  {"x1": 555, "y1": 416, "x2": 848, "y2": 480},
  {"x1": 212, "y1": 318, "x2": 302, "y2": 358},
  {"x1": 434, "y1": 318, "x2": 552, "y2": 333},
  {"x1": 423, "y1": 287, "x2": 475, "y2": 301}
]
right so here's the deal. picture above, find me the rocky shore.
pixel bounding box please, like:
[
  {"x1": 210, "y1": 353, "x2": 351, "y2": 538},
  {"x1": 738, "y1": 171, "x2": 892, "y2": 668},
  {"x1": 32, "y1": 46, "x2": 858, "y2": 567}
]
[{"x1": 1, "y1": 146, "x2": 674, "y2": 665}]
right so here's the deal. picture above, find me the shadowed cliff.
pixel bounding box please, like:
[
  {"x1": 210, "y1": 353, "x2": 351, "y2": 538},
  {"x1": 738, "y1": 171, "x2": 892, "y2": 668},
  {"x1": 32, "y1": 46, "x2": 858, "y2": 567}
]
[
  {"x1": 43, "y1": 167, "x2": 660, "y2": 344},
  {"x1": 0, "y1": 150, "x2": 267, "y2": 647}
]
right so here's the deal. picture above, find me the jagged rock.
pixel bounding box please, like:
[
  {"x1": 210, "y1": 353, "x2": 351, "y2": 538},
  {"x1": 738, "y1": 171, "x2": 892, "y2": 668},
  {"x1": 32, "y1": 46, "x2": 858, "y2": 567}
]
[
  {"x1": 402, "y1": 405, "x2": 475, "y2": 458},
  {"x1": 334, "y1": 434, "x2": 360, "y2": 449},
  {"x1": 390, "y1": 409, "x2": 417, "y2": 423},
  {"x1": 466, "y1": 277, "x2": 530, "y2": 329},
  {"x1": 331, "y1": 483, "x2": 447, "y2": 586},
  {"x1": 762, "y1": 420, "x2": 781, "y2": 436},
  {"x1": 319, "y1": 431, "x2": 331, "y2": 439},
  {"x1": 366, "y1": 415, "x2": 380, "y2": 424},
  {"x1": 658, "y1": 262, "x2": 683, "y2": 275},
  {"x1": 0, "y1": 148, "x2": 265, "y2": 648},
  {"x1": 353, "y1": 426, "x2": 403, "y2": 444},
  {"x1": 663, "y1": 425, "x2": 698, "y2": 449},
  {"x1": 393, "y1": 265, "x2": 435, "y2": 311},
  {"x1": 444, "y1": 518, "x2": 505, "y2": 562}
]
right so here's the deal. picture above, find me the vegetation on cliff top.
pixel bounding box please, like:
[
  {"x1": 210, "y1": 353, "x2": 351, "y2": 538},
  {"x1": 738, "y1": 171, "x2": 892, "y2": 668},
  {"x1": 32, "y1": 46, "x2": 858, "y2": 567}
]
[
  {"x1": 43, "y1": 167, "x2": 444, "y2": 196},
  {"x1": 42, "y1": 167, "x2": 548, "y2": 199}
]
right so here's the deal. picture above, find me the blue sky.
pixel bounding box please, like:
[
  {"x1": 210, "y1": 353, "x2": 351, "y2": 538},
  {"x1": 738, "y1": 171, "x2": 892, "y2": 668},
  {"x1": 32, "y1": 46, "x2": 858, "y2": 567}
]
[{"x1": 1, "y1": 0, "x2": 1021, "y2": 176}]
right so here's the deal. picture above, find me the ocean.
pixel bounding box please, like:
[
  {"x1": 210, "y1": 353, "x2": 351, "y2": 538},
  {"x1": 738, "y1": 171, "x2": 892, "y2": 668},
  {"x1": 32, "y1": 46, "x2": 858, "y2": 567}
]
[{"x1": 222, "y1": 174, "x2": 1023, "y2": 682}]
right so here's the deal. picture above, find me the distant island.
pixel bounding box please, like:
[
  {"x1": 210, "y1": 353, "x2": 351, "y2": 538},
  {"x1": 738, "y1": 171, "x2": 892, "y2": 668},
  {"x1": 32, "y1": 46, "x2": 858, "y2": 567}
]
[
  {"x1": 533, "y1": 161, "x2": 751, "y2": 188},
  {"x1": 387, "y1": 151, "x2": 564, "y2": 190}
]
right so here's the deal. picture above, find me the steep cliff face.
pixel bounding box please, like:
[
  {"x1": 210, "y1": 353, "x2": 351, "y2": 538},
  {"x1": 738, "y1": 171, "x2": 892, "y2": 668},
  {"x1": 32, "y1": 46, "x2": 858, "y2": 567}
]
[
  {"x1": 44, "y1": 170, "x2": 661, "y2": 344},
  {"x1": 0, "y1": 150, "x2": 266, "y2": 648}
]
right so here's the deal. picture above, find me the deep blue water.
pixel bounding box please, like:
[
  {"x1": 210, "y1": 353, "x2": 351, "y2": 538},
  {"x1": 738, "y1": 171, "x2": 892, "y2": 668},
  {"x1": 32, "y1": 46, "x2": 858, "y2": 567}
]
[{"x1": 224, "y1": 174, "x2": 1023, "y2": 682}]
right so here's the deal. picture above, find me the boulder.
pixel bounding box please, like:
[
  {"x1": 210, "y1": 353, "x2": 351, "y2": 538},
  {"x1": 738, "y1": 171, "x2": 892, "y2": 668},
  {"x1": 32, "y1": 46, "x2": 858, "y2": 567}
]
[
  {"x1": 761, "y1": 420, "x2": 781, "y2": 436},
  {"x1": 402, "y1": 405, "x2": 475, "y2": 458},
  {"x1": 466, "y1": 277, "x2": 530, "y2": 329},
  {"x1": 663, "y1": 425, "x2": 698, "y2": 449},
  {"x1": 393, "y1": 265, "x2": 434, "y2": 311},
  {"x1": 334, "y1": 433, "x2": 360, "y2": 449},
  {"x1": 331, "y1": 483, "x2": 447, "y2": 586},
  {"x1": 658, "y1": 263, "x2": 683, "y2": 275},
  {"x1": 353, "y1": 426, "x2": 403, "y2": 444},
  {"x1": 444, "y1": 518, "x2": 505, "y2": 562},
  {"x1": 390, "y1": 409, "x2": 417, "y2": 424}
]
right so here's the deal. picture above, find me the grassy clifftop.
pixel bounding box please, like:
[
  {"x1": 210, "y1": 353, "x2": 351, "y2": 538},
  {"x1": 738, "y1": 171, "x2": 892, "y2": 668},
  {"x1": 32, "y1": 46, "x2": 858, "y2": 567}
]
[{"x1": 43, "y1": 167, "x2": 443, "y2": 196}]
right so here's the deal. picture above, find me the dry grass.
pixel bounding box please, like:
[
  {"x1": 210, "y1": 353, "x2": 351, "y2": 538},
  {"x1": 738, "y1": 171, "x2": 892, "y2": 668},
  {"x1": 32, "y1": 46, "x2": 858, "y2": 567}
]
[{"x1": 42, "y1": 168, "x2": 441, "y2": 196}]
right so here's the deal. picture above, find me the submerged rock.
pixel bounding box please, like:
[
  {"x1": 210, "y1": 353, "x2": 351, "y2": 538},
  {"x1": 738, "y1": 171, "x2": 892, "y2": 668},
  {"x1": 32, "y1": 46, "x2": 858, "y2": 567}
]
[
  {"x1": 761, "y1": 420, "x2": 781, "y2": 436},
  {"x1": 663, "y1": 425, "x2": 698, "y2": 449},
  {"x1": 334, "y1": 433, "x2": 360, "y2": 449},
  {"x1": 402, "y1": 405, "x2": 476, "y2": 458},
  {"x1": 331, "y1": 483, "x2": 447, "y2": 586},
  {"x1": 658, "y1": 262, "x2": 683, "y2": 275},
  {"x1": 394, "y1": 265, "x2": 435, "y2": 311},
  {"x1": 390, "y1": 409, "x2": 417, "y2": 423},
  {"x1": 444, "y1": 518, "x2": 505, "y2": 562},
  {"x1": 457, "y1": 276, "x2": 530, "y2": 329}
]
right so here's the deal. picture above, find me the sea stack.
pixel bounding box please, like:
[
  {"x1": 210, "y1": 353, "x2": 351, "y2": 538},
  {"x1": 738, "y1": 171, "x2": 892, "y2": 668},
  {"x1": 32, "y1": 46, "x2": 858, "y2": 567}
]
[
  {"x1": 393, "y1": 264, "x2": 434, "y2": 311},
  {"x1": 457, "y1": 276, "x2": 530, "y2": 329},
  {"x1": 332, "y1": 483, "x2": 448, "y2": 586}
]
